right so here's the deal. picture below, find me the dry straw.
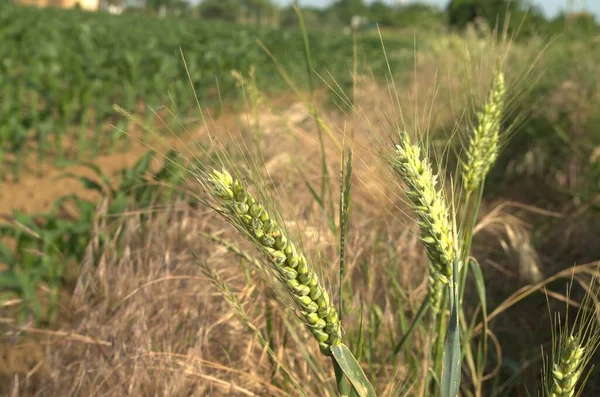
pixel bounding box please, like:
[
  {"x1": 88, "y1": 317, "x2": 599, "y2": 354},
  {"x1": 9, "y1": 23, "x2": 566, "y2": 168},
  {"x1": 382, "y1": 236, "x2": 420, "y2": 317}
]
[
  {"x1": 462, "y1": 70, "x2": 506, "y2": 193},
  {"x1": 393, "y1": 131, "x2": 455, "y2": 312},
  {"x1": 207, "y1": 168, "x2": 342, "y2": 355}
]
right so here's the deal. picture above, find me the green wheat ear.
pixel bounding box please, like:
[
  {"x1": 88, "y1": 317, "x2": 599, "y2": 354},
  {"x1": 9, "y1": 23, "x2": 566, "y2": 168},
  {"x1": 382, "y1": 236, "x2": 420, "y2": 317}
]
[
  {"x1": 207, "y1": 168, "x2": 342, "y2": 355},
  {"x1": 544, "y1": 267, "x2": 600, "y2": 397},
  {"x1": 462, "y1": 70, "x2": 506, "y2": 193},
  {"x1": 550, "y1": 335, "x2": 585, "y2": 397},
  {"x1": 393, "y1": 131, "x2": 455, "y2": 312}
]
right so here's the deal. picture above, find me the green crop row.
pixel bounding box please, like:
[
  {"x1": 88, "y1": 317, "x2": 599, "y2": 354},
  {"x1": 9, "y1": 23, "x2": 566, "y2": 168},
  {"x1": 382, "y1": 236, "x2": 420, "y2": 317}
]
[
  {"x1": 0, "y1": 149, "x2": 190, "y2": 322},
  {"x1": 0, "y1": 3, "x2": 413, "y2": 181}
]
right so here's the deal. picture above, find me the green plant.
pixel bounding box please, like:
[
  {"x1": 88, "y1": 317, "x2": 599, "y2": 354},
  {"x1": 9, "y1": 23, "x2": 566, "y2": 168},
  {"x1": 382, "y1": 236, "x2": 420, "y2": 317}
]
[
  {"x1": 393, "y1": 130, "x2": 455, "y2": 313},
  {"x1": 4, "y1": 6, "x2": 600, "y2": 396},
  {"x1": 0, "y1": 1, "x2": 412, "y2": 180},
  {"x1": 208, "y1": 168, "x2": 343, "y2": 353},
  {"x1": 462, "y1": 70, "x2": 505, "y2": 194},
  {"x1": 0, "y1": 150, "x2": 188, "y2": 322},
  {"x1": 542, "y1": 272, "x2": 600, "y2": 397},
  {"x1": 181, "y1": 53, "x2": 599, "y2": 395}
]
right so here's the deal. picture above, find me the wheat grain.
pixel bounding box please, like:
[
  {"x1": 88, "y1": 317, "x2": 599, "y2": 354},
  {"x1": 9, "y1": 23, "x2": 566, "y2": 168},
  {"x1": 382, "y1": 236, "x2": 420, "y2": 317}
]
[
  {"x1": 393, "y1": 131, "x2": 455, "y2": 311},
  {"x1": 207, "y1": 168, "x2": 342, "y2": 355},
  {"x1": 462, "y1": 70, "x2": 505, "y2": 193},
  {"x1": 545, "y1": 267, "x2": 600, "y2": 397},
  {"x1": 550, "y1": 335, "x2": 585, "y2": 397}
]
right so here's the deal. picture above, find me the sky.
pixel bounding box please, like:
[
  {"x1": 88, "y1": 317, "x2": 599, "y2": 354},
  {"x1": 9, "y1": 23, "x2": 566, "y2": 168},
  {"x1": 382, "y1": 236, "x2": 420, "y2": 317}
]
[{"x1": 274, "y1": 0, "x2": 600, "y2": 19}]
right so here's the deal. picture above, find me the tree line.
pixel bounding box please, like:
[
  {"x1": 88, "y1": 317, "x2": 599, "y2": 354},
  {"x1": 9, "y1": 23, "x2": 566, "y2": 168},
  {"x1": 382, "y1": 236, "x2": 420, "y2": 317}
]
[{"x1": 102, "y1": 0, "x2": 600, "y2": 37}]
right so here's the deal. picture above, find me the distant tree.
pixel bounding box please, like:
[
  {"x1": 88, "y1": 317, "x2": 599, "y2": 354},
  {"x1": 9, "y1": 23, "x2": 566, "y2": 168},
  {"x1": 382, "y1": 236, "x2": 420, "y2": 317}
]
[
  {"x1": 369, "y1": 0, "x2": 390, "y2": 17},
  {"x1": 103, "y1": 0, "x2": 122, "y2": 6},
  {"x1": 369, "y1": 1, "x2": 398, "y2": 26},
  {"x1": 146, "y1": 0, "x2": 171, "y2": 11},
  {"x1": 397, "y1": 3, "x2": 444, "y2": 29},
  {"x1": 331, "y1": 0, "x2": 368, "y2": 24},
  {"x1": 280, "y1": 6, "x2": 322, "y2": 28},
  {"x1": 171, "y1": 0, "x2": 189, "y2": 11},
  {"x1": 446, "y1": 0, "x2": 547, "y2": 36},
  {"x1": 198, "y1": 0, "x2": 240, "y2": 21},
  {"x1": 554, "y1": 11, "x2": 600, "y2": 37},
  {"x1": 146, "y1": 0, "x2": 189, "y2": 13},
  {"x1": 447, "y1": 0, "x2": 480, "y2": 29},
  {"x1": 241, "y1": 0, "x2": 275, "y2": 26}
]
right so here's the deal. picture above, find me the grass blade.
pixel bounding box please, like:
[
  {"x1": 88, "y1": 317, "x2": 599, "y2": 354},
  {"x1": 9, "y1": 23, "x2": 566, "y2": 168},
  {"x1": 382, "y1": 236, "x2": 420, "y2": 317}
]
[{"x1": 392, "y1": 297, "x2": 430, "y2": 357}]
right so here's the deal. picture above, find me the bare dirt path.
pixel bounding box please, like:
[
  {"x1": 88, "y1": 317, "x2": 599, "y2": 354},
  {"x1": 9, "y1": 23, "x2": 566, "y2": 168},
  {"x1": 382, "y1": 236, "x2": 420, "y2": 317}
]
[
  {"x1": 0, "y1": 113, "x2": 242, "y2": 217},
  {"x1": 0, "y1": 93, "x2": 306, "y2": 217}
]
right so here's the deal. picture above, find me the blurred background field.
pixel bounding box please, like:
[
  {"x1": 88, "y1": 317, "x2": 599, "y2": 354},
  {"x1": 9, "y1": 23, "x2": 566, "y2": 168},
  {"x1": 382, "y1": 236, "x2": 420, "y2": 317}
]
[{"x1": 1, "y1": 0, "x2": 600, "y2": 396}]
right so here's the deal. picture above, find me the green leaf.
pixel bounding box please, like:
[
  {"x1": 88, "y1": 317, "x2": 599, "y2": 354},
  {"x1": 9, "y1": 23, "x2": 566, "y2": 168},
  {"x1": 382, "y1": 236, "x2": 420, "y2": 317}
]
[
  {"x1": 120, "y1": 152, "x2": 153, "y2": 192},
  {"x1": 152, "y1": 150, "x2": 180, "y2": 180},
  {"x1": 0, "y1": 243, "x2": 16, "y2": 266},
  {"x1": 55, "y1": 160, "x2": 112, "y2": 188},
  {"x1": 131, "y1": 150, "x2": 154, "y2": 177},
  {"x1": 393, "y1": 297, "x2": 430, "y2": 356},
  {"x1": 356, "y1": 307, "x2": 365, "y2": 362},
  {"x1": 333, "y1": 359, "x2": 353, "y2": 397},
  {"x1": 16, "y1": 272, "x2": 42, "y2": 321},
  {"x1": 0, "y1": 223, "x2": 16, "y2": 237},
  {"x1": 53, "y1": 194, "x2": 95, "y2": 214},
  {"x1": 331, "y1": 343, "x2": 377, "y2": 397},
  {"x1": 0, "y1": 271, "x2": 20, "y2": 290},
  {"x1": 468, "y1": 258, "x2": 486, "y2": 314},
  {"x1": 441, "y1": 255, "x2": 462, "y2": 397},
  {"x1": 53, "y1": 172, "x2": 105, "y2": 194},
  {"x1": 13, "y1": 211, "x2": 36, "y2": 228},
  {"x1": 108, "y1": 194, "x2": 129, "y2": 215}
]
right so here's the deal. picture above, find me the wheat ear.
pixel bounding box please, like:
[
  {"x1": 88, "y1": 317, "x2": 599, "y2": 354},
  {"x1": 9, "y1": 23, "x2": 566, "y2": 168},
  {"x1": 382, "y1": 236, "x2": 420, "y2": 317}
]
[
  {"x1": 545, "y1": 267, "x2": 600, "y2": 397},
  {"x1": 550, "y1": 335, "x2": 585, "y2": 397},
  {"x1": 207, "y1": 168, "x2": 342, "y2": 355},
  {"x1": 462, "y1": 70, "x2": 506, "y2": 193},
  {"x1": 393, "y1": 131, "x2": 455, "y2": 311}
]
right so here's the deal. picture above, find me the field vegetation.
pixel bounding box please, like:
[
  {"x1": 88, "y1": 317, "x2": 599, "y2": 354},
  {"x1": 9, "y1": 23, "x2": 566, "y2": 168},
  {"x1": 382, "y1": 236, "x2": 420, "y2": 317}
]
[{"x1": 1, "y1": 0, "x2": 600, "y2": 396}]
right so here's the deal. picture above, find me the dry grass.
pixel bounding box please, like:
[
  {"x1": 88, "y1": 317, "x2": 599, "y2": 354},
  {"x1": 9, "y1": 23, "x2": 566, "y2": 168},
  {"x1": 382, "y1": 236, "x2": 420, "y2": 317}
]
[
  {"x1": 0, "y1": 93, "x2": 595, "y2": 395},
  {"x1": 2, "y1": 30, "x2": 599, "y2": 396}
]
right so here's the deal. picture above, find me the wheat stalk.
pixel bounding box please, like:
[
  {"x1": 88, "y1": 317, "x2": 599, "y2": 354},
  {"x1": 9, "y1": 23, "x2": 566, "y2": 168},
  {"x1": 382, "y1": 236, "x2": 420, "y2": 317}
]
[
  {"x1": 393, "y1": 131, "x2": 455, "y2": 312},
  {"x1": 207, "y1": 168, "x2": 342, "y2": 355},
  {"x1": 462, "y1": 70, "x2": 505, "y2": 193}
]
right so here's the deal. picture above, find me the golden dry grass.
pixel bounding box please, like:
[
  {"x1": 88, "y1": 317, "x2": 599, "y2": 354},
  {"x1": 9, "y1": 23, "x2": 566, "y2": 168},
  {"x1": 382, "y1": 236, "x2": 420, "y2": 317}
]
[{"x1": 2, "y1": 32, "x2": 600, "y2": 396}]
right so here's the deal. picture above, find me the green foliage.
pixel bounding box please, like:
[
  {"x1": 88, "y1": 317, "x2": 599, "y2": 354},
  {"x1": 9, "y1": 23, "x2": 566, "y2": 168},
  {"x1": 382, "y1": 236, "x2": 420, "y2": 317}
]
[
  {"x1": 198, "y1": 0, "x2": 240, "y2": 21},
  {"x1": 446, "y1": 0, "x2": 548, "y2": 36},
  {"x1": 0, "y1": 2, "x2": 410, "y2": 180},
  {"x1": 367, "y1": 2, "x2": 444, "y2": 29},
  {"x1": 280, "y1": 6, "x2": 322, "y2": 28},
  {"x1": 240, "y1": 0, "x2": 274, "y2": 13},
  {"x1": 0, "y1": 150, "x2": 188, "y2": 322},
  {"x1": 331, "y1": 0, "x2": 368, "y2": 24},
  {"x1": 367, "y1": 1, "x2": 391, "y2": 24},
  {"x1": 552, "y1": 12, "x2": 600, "y2": 37},
  {"x1": 146, "y1": 0, "x2": 189, "y2": 12},
  {"x1": 490, "y1": 36, "x2": 600, "y2": 207}
]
